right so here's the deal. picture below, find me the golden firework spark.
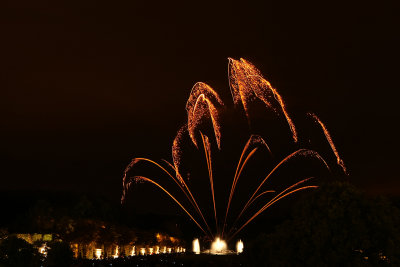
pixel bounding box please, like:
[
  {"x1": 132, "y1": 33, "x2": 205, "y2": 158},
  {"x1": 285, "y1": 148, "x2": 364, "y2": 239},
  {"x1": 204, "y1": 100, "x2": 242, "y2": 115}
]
[
  {"x1": 129, "y1": 176, "x2": 208, "y2": 236},
  {"x1": 186, "y1": 82, "x2": 224, "y2": 150},
  {"x1": 308, "y1": 112, "x2": 348, "y2": 175},
  {"x1": 172, "y1": 125, "x2": 187, "y2": 180},
  {"x1": 233, "y1": 149, "x2": 329, "y2": 226},
  {"x1": 223, "y1": 135, "x2": 272, "y2": 237},
  {"x1": 228, "y1": 58, "x2": 298, "y2": 142},
  {"x1": 122, "y1": 58, "x2": 347, "y2": 240},
  {"x1": 200, "y1": 132, "x2": 218, "y2": 232}
]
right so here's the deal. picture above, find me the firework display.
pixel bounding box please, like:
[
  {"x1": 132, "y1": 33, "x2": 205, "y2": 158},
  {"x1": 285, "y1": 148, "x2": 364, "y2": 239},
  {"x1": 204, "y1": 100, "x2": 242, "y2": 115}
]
[{"x1": 122, "y1": 58, "x2": 347, "y2": 240}]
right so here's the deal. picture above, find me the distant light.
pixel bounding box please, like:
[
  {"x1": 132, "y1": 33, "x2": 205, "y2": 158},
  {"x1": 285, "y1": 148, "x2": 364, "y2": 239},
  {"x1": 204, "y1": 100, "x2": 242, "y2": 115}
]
[
  {"x1": 192, "y1": 238, "x2": 200, "y2": 254},
  {"x1": 95, "y1": 249, "x2": 102, "y2": 259},
  {"x1": 236, "y1": 240, "x2": 244, "y2": 254},
  {"x1": 39, "y1": 244, "x2": 47, "y2": 256},
  {"x1": 140, "y1": 248, "x2": 146, "y2": 256},
  {"x1": 210, "y1": 238, "x2": 227, "y2": 254},
  {"x1": 113, "y1": 246, "x2": 119, "y2": 258}
]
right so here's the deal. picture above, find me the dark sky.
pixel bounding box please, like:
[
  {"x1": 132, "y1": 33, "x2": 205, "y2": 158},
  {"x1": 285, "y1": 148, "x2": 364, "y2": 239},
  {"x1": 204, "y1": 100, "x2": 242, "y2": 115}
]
[{"x1": 1, "y1": 0, "x2": 399, "y2": 208}]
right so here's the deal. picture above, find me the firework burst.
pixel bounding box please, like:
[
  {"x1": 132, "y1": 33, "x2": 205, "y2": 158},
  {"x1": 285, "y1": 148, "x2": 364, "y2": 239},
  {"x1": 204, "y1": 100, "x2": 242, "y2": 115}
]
[{"x1": 122, "y1": 58, "x2": 347, "y2": 240}]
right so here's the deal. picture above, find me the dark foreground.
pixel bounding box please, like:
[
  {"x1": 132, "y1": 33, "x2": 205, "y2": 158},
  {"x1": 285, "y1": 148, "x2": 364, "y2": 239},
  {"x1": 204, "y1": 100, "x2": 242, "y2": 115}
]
[{"x1": 71, "y1": 254, "x2": 245, "y2": 267}]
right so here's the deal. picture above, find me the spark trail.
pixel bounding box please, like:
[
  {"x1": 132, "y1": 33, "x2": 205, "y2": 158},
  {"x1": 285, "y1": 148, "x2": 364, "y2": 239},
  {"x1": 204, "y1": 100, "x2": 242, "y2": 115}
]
[
  {"x1": 172, "y1": 125, "x2": 187, "y2": 179},
  {"x1": 223, "y1": 135, "x2": 272, "y2": 237},
  {"x1": 200, "y1": 132, "x2": 218, "y2": 232},
  {"x1": 129, "y1": 176, "x2": 208, "y2": 237},
  {"x1": 122, "y1": 157, "x2": 213, "y2": 237},
  {"x1": 122, "y1": 58, "x2": 347, "y2": 240},
  {"x1": 228, "y1": 149, "x2": 330, "y2": 233},
  {"x1": 228, "y1": 58, "x2": 298, "y2": 142},
  {"x1": 308, "y1": 112, "x2": 348, "y2": 175},
  {"x1": 186, "y1": 82, "x2": 223, "y2": 150}
]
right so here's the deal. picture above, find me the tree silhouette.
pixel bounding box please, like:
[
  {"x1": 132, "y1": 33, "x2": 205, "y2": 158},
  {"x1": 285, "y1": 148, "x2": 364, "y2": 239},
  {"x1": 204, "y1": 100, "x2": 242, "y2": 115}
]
[
  {"x1": 45, "y1": 241, "x2": 73, "y2": 267},
  {"x1": 245, "y1": 182, "x2": 400, "y2": 266},
  {"x1": 0, "y1": 236, "x2": 42, "y2": 267}
]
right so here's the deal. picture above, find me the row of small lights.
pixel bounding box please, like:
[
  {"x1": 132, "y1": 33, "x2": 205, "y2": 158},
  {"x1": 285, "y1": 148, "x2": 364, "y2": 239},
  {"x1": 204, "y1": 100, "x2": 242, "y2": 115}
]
[{"x1": 95, "y1": 246, "x2": 186, "y2": 259}]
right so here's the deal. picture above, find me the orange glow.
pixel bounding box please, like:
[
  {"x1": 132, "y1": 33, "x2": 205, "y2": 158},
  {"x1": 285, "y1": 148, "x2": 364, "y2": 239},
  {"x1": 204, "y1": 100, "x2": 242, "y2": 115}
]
[
  {"x1": 223, "y1": 135, "x2": 272, "y2": 237},
  {"x1": 122, "y1": 156, "x2": 213, "y2": 238},
  {"x1": 234, "y1": 149, "x2": 329, "y2": 225},
  {"x1": 229, "y1": 183, "x2": 318, "y2": 240},
  {"x1": 156, "y1": 233, "x2": 162, "y2": 242},
  {"x1": 228, "y1": 58, "x2": 298, "y2": 142},
  {"x1": 95, "y1": 248, "x2": 102, "y2": 259},
  {"x1": 308, "y1": 112, "x2": 348, "y2": 175},
  {"x1": 186, "y1": 82, "x2": 223, "y2": 150},
  {"x1": 122, "y1": 57, "x2": 346, "y2": 241},
  {"x1": 38, "y1": 244, "x2": 47, "y2": 255},
  {"x1": 131, "y1": 246, "x2": 135, "y2": 256},
  {"x1": 131, "y1": 176, "x2": 208, "y2": 236},
  {"x1": 201, "y1": 132, "x2": 218, "y2": 231},
  {"x1": 172, "y1": 125, "x2": 186, "y2": 179},
  {"x1": 163, "y1": 159, "x2": 214, "y2": 237}
]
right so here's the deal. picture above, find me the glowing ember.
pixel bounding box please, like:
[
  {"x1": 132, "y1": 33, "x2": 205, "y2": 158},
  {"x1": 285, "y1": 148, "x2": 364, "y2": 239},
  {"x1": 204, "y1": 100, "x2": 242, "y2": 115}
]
[
  {"x1": 210, "y1": 238, "x2": 227, "y2": 254},
  {"x1": 192, "y1": 238, "x2": 200, "y2": 254},
  {"x1": 140, "y1": 248, "x2": 146, "y2": 256}
]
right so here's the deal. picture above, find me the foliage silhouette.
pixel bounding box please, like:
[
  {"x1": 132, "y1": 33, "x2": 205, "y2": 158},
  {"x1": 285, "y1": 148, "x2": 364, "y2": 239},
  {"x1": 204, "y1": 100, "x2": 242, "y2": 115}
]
[
  {"x1": 45, "y1": 241, "x2": 73, "y2": 267},
  {"x1": 244, "y1": 182, "x2": 400, "y2": 266},
  {"x1": 0, "y1": 236, "x2": 42, "y2": 267}
]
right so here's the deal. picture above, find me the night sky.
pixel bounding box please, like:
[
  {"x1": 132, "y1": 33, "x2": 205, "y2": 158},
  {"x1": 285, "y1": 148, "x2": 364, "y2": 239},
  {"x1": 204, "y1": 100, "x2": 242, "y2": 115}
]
[{"x1": 2, "y1": 0, "x2": 400, "y2": 213}]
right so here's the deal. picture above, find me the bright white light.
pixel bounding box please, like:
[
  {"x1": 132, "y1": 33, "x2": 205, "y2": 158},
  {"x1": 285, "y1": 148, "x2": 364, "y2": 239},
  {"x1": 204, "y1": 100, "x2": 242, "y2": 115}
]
[
  {"x1": 193, "y1": 238, "x2": 200, "y2": 254},
  {"x1": 210, "y1": 237, "x2": 227, "y2": 254},
  {"x1": 131, "y1": 246, "x2": 135, "y2": 256},
  {"x1": 236, "y1": 240, "x2": 244, "y2": 254},
  {"x1": 140, "y1": 248, "x2": 146, "y2": 256},
  {"x1": 95, "y1": 249, "x2": 102, "y2": 259},
  {"x1": 39, "y1": 244, "x2": 47, "y2": 256}
]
